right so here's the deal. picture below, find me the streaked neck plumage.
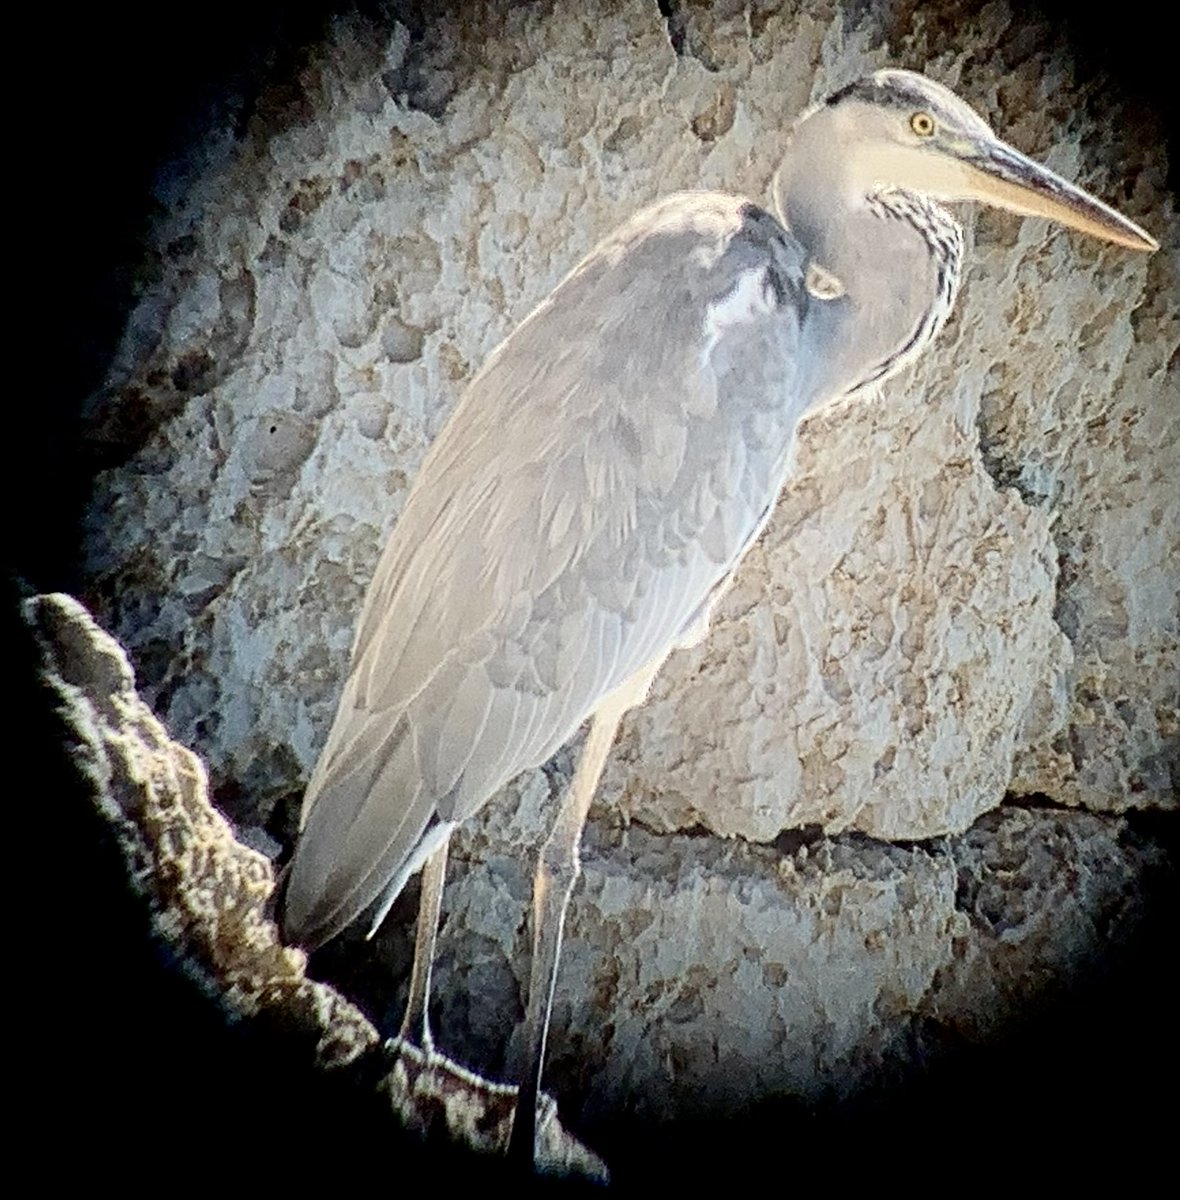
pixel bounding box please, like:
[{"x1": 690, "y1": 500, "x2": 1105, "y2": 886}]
[{"x1": 772, "y1": 120, "x2": 964, "y2": 409}]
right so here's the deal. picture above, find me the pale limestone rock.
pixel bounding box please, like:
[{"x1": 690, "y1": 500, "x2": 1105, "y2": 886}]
[
  {"x1": 436, "y1": 805, "x2": 1164, "y2": 1125},
  {"x1": 25, "y1": 592, "x2": 378, "y2": 1067}
]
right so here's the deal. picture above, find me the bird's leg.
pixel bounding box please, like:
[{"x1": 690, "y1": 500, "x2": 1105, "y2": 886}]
[
  {"x1": 396, "y1": 836, "x2": 450, "y2": 1054},
  {"x1": 508, "y1": 667, "x2": 656, "y2": 1165}
]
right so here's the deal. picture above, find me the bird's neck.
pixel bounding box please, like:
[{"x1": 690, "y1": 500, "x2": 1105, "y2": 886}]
[{"x1": 774, "y1": 169, "x2": 964, "y2": 406}]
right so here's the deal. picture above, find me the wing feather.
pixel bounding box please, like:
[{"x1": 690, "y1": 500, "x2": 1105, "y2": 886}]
[{"x1": 442, "y1": 682, "x2": 525, "y2": 822}]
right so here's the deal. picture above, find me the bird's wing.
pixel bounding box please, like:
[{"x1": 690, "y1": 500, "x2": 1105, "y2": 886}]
[{"x1": 282, "y1": 194, "x2": 811, "y2": 948}]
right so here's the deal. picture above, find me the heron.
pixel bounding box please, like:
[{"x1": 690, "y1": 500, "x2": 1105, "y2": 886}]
[{"x1": 280, "y1": 69, "x2": 1156, "y2": 1163}]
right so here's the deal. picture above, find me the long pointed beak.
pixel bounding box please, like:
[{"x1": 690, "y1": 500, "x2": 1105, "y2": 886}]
[{"x1": 959, "y1": 138, "x2": 1158, "y2": 253}]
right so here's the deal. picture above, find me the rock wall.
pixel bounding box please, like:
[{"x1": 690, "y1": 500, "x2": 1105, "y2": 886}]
[{"x1": 77, "y1": 0, "x2": 1175, "y2": 1137}]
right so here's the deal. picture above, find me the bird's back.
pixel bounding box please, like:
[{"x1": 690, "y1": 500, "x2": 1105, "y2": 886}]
[{"x1": 282, "y1": 193, "x2": 810, "y2": 950}]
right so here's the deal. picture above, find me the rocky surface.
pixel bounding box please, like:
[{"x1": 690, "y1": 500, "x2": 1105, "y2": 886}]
[
  {"x1": 24, "y1": 591, "x2": 605, "y2": 1179},
  {"x1": 71, "y1": 0, "x2": 1175, "y2": 1153},
  {"x1": 427, "y1": 785, "x2": 1168, "y2": 1130},
  {"x1": 25, "y1": 589, "x2": 1170, "y2": 1151}
]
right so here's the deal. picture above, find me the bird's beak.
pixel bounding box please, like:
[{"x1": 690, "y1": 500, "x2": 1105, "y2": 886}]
[{"x1": 957, "y1": 137, "x2": 1158, "y2": 252}]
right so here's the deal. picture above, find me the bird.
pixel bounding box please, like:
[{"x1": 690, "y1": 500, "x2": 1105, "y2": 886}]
[{"x1": 280, "y1": 69, "x2": 1156, "y2": 1163}]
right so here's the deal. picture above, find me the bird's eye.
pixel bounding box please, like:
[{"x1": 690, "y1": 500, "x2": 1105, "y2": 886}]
[{"x1": 910, "y1": 111, "x2": 936, "y2": 137}]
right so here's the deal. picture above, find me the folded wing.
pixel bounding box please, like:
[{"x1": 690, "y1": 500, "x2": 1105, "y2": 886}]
[{"x1": 282, "y1": 194, "x2": 809, "y2": 949}]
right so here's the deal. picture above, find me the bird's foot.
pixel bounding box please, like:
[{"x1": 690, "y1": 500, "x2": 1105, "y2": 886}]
[
  {"x1": 388, "y1": 1026, "x2": 435, "y2": 1061},
  {"x1": 380, "y1": 1040, "x2": 607, "y2": 1180}
]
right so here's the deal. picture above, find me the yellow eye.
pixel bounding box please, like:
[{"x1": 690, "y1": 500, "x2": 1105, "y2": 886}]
[{"x1": 911, "y1": 111, "x2": 936, "y2": 137}]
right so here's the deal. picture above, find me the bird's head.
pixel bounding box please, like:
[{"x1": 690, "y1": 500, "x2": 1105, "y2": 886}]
[{"x1": 776, "y1": 68, "x2": 1157, "y2": 253}]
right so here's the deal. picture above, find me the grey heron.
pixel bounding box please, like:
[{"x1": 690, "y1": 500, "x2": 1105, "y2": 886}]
[{"x1": 279, "y1": 69, "x2": 1156, "y2": 1163}]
